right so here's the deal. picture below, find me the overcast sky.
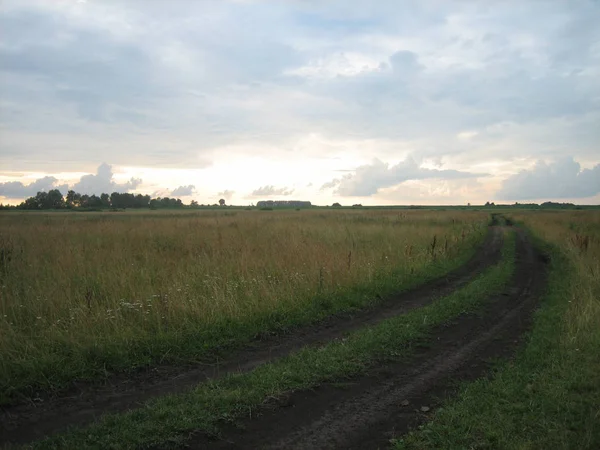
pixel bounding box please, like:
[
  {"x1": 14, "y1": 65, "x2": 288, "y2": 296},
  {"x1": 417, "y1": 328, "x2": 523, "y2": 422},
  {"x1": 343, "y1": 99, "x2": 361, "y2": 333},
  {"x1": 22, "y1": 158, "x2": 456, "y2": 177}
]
[{"x1": 1, "y1": 0, "x2": 599, "y2": 205}]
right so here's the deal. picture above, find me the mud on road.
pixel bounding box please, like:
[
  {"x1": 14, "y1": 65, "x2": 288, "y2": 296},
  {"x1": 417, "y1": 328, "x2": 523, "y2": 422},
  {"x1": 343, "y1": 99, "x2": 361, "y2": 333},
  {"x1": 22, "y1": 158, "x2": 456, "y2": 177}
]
[{"x1": 194, "y1": 226, "x2": 548, "y2": 450}]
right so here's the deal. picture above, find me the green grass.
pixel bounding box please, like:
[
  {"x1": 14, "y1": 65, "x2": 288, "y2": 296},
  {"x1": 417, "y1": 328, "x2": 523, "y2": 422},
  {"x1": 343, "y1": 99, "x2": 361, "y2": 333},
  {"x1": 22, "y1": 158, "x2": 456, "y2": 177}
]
[
  {"x1": 394, "y1": 213, "x2": 600, "y2": 449},
  {"x1": 30, "y1": 230, "x2": 516, "y2": 449},
  {"x1": 1, "y1": 210, "x2": 489, "y2": 404}
]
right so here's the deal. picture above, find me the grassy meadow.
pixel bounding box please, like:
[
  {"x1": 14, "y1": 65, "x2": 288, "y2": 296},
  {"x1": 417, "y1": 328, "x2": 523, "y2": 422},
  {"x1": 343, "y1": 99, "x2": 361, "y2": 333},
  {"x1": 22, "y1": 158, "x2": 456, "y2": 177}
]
[
  {"x1": 0, "y1": 209, "x2": 488, "y2": 403},
  {"x1": 396, "y1": 210, "x2": 600, "y2": 449},
  {"x1": 34, "y1": 228, "x2": 516, "y2": 450}
]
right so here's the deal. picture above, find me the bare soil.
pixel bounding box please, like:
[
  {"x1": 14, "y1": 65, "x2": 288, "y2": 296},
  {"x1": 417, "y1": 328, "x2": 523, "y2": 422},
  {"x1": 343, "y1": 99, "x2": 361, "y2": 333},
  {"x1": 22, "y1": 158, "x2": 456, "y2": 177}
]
[
  {"x1": 191, "y1": 226, "x2": 547, "y2": 450},
  {"x1": 0, "y1": 226, "x2": 505, "y2": 445}
]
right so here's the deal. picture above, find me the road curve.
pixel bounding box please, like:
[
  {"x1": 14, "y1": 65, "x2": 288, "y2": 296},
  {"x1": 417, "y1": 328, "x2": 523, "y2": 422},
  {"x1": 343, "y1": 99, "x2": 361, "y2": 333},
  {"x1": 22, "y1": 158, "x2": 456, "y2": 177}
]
[
  {"x1": 192, "y1": 226, "x2": 547, "y2": 450},
  {"x1": 0, "y1": 226, "x2": 505, "y2": 446}
]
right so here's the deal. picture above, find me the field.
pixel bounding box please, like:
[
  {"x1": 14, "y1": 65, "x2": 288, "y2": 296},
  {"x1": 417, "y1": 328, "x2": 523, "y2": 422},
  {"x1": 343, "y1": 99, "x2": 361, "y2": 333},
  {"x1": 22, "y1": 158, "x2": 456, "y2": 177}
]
[
  {"x1": 0, "y1": 209, "x2": 487, "y2": 403},
  {"x1": 0, "y1": 209, "x2": 598, "y2": 449}
]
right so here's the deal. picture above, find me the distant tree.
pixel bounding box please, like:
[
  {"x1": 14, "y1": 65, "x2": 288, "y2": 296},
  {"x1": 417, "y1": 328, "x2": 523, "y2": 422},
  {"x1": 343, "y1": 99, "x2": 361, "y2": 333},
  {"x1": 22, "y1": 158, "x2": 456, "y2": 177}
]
[
  {"x1": 219, "y1": 198, "x2": 226, "y2": 206},
  {"x1": 100, "y1": 193, "x2": 110, "y2": 208},
  {"x1": 86, "y1": 195, "x2": 103, "y2": 208},
  {"x1": 332, "y1": 202, "x2": 342, "y2": 207},
  {"x1": 134, "y1": 194, "x2": 150, "y2": 208},
  {"x1": 79, "y1": 194, "x2": 90, "y2": 208},
  {"x1": 20, "y1": 196, "x2": 38, "y2": 210},
  {"x1": 16, "y1": 189, "x2": 64, "y2": 210},
  {"x1": 33, "y1": 192, "x2": 47, "y2": 209},
  {"x1": 66, "y1": 190, "x2": 81, "y2": 208},
  {"x1": 148, "y1": 197, "x2": 184, "y2": 209},
  {"x1": 48, "y1": 190, "x2": 64, "y2": 209},
  {"x1": 190, "y1": 200, "x2": 198, "y2": 207},
  {"x1": 110, "y1": 192, "x2": 120, "y2": 208}
]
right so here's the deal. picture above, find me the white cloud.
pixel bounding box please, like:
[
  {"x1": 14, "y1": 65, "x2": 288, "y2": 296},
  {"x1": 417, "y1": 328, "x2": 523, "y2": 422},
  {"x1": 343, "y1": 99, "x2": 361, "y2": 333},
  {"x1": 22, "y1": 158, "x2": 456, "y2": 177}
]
[
  {"x1": 456, "y1": 131, "x2": 478, "y2": 140},
  {"x1": 0, "y1": 163, "x2": 140, "y2": 198},
  {"x1": 285, "y1": 52, "x2": 383, "y2": 79},
  {"x1": 320, "y1": 180, "x2": 340, "y2": 191},
  {"x1": 72, "y1": 163, "x2": 141, "y2": 195},
  {"x1": 496, "y1": 157, "x2": 600, "y2": 201},
  {"x1": 217, "y1": 189, "x2": 235, "y2": 199},
  {"x1": 322, "y1": 157, "x2": 485, "y2": 196},
  {"x1": 0, "y1": 0, "x2": 599, "y2": 204},
  {"x1": 170, "y1": 185, "x2": 195, "y2": 197},
  {"x1": 250, "y1": 185, "x2": 295, "y2": 197},
  {"x1": 0, "y1": 176, "x2": 68, "y2": 199}
]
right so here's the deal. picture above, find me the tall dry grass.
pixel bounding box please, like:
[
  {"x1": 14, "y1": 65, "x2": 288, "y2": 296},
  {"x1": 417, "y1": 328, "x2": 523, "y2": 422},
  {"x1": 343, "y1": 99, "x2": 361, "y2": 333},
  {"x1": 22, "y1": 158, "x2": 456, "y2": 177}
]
[
  {"x1": 511, "y1": 210, "x2": 600, "y2": 348},
  {"x1": 0, "y1": 209, "x2": 488, "y2": 399}
]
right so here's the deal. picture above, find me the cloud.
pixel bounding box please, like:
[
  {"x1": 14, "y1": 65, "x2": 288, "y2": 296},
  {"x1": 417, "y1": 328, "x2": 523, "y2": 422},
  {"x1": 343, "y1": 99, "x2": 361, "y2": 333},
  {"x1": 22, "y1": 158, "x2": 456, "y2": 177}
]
[
  {"x1": 170, "y1": 185, "x2": 195, "y2": 197},
  {"x1": 0, "y1": 163, "x2": 140, "y2": 199},
  {"x1": 496, "y1": 157, "x2": 600, "y2": 200},
  {"x1": 0, "y1": 163, "x2": 144, "y2": 199},
  {"x1": 0, "y1": 176, "x2": 68, "y2": 199},
  {"x1": 0, "y1": 1, "x2": 599, "y2": 204},
  {"x1": 72, "y1": 163, "x2": 141, "y2": 195},
  {"x1": 250, "y1": 185, "x2": 295, "y2": 196},
  {"x1": 321, "y1": 157, "x2": 485, "y2": 196},
  {"x1": 217, "y1": 190, "x2": 235, "y2": 199},
  {"x1": 389, "y1": 50, "x2": 422, "y2": 76},
  {"x1": 457, "y1": 131, "x2": 478, "y2": 140},
  {"x1": 320, "y1": 179, "x2": 340, "y2": 191}
]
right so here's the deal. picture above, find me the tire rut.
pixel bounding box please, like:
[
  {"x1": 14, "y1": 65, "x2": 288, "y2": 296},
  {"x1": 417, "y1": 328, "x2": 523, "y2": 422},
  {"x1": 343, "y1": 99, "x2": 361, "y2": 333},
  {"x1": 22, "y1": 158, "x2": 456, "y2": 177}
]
[
  {"x1": 192, "y1": 226, "x2": 547, "y2": 450},
  {"x1": 0, "y1": 227, "x2": 504, "y2": 446}
]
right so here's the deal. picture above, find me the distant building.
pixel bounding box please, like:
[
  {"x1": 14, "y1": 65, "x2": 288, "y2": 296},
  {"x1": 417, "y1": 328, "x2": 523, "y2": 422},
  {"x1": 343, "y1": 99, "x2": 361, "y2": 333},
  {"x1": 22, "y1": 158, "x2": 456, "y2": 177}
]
[{"x1": 257, "y1": 200, "x2": 312, "y2": 208}]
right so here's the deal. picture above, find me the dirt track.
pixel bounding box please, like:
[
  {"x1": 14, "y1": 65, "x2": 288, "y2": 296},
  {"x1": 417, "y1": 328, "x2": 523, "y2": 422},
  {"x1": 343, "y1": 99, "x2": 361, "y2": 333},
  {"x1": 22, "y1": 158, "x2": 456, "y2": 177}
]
[
  {"x1": 193, "y1": 225, "x2": 547, "y2": 450},
  {"x1": 1, "y1": 224, "x2": 515, "y2": 446}
]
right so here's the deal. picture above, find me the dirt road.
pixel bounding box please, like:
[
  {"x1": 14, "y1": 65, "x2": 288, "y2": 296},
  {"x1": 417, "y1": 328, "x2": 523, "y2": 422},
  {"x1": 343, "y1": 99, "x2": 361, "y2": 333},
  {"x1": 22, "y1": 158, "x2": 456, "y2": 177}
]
[
  {"x1": 193, "y1": 226, "x2": 547, "y2": 449},
  {"x1": 1, "y1": 224, "x2": 523, "y2": 446}
]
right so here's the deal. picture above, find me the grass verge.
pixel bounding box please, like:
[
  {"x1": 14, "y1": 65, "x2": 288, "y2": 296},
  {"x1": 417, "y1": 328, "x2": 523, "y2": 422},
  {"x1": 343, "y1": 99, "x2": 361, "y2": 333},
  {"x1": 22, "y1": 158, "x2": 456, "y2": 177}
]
[
  {"x1": 30, "y1": 230, "x2": 515, "y2": 449},
  {"x1": 394, "y1": 213, "x2": 600, "y2": 449}
]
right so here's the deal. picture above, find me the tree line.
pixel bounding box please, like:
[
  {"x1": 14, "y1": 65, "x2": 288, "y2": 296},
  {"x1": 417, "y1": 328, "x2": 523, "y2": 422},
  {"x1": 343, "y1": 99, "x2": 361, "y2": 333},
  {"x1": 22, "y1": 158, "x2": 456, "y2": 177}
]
[{"x1": 0, "y1": 189, "x2": 216, "y2": 210}]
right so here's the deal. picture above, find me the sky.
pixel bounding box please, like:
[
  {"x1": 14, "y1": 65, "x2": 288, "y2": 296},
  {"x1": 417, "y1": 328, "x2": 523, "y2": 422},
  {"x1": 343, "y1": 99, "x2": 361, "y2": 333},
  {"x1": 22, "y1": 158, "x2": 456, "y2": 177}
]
[{"x1": 1, "y1": 0, "x2": 599, "y2": 206}]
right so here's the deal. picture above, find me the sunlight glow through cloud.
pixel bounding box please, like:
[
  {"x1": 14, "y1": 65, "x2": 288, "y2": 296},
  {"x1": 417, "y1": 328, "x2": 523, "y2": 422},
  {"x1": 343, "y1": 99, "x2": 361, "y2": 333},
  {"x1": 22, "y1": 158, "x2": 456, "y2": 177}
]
[{"x1": 1, "y1": 0, "x2": 599, "y2": 205}]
